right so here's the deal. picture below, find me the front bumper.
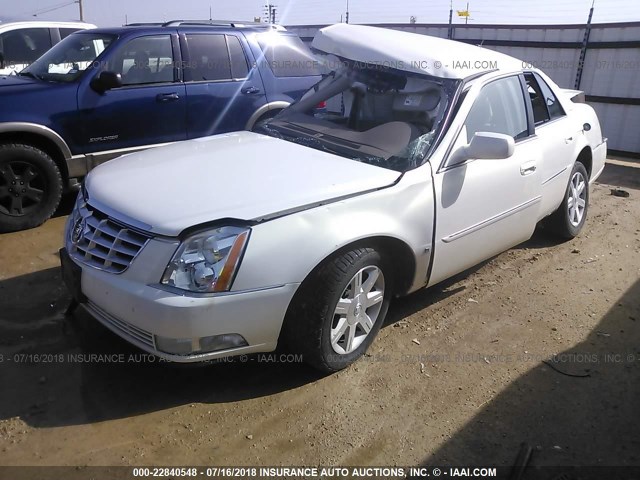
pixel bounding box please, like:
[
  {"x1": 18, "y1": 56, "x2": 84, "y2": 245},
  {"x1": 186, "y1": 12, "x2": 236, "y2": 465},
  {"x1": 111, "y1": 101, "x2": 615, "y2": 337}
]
[{"x1": 61, "y1": 247, "x2": 299, "y2": 362}]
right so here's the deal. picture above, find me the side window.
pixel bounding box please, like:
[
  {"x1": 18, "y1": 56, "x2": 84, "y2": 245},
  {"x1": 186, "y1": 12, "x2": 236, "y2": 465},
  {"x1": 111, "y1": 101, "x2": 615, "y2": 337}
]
[
  {"x1": 114, "y1": 35, "x2": 174, "y2": 86},
  {"x1": 0, "y1": 28, "x2": 52, "y2": 65},
  {"x1": 256, "y1": 34, "x2": 320, "y2": 77},
  {"x1": 226, "y1": 35, "x2": 248, "y2": 79},
  {"x1": 184, "y1": 34, "x2": 231, "y2": 82},
  {"x1": 534, "y1": 72, "x2": 565, "y2": 120},
  {"x1": 465, "y1": 76, "x2": 529, "y2": 142},
  {"x1": 59, "y1": 28, "x2": 80, "y2": 40},
  {"x1": 524, "y1": 73, "x2": 550, "y2": 125}
]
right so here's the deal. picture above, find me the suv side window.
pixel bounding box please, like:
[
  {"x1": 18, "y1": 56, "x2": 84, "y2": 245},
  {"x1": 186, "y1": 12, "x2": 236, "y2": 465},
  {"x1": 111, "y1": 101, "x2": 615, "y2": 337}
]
[
  {"x1": 465, "y1": 76, "x2": 529, "y2": 142},
  {"x1": 525, "y1": 72, "x2": 565, "y2": 124},
  {"x1": 256, "y1": 34, "x2": 320, "y2": 77},
  {"x1": 227, "y1": 35, "x2": 249, "y2": 79},
  {"x1": 184, "y1": 34, "x2": 232, "y2": 82},
  {"x1": 0, "y1": 28, "x2": 52, "y2": 65},
  {"x1": 114, "y1": 35, "x2": 174, "y2": 86}
]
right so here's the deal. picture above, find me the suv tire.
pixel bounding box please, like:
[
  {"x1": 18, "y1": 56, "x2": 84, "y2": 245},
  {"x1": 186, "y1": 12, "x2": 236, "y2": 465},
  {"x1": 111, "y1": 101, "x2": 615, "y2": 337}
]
[{"x1": 0, "y1": 143, "x2": 63, "y2": 233}]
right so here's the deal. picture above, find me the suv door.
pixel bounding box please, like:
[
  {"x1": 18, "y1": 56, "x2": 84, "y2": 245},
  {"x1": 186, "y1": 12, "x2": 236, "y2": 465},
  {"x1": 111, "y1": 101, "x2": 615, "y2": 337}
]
[
  {"x1": 180, "y1": 32, "x2": 267, "y2": 137},
  {"x1": 428, "y1": 75, "x2": 543, "y2": 286},
  {"x1": 0, "y1": 27, "x2": 53, "y2": 75},
  {"x1": 77, "y1": 33, "x2": 187, "y2": 159}
]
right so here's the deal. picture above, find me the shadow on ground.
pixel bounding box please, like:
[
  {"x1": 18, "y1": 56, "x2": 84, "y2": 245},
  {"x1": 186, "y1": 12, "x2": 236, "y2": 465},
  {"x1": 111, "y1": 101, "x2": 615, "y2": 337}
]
[
  {"x1": 597, "y1": 161, "x2": 640, "y2": 192},
  {"x1": 421, "y1": 279, "x2": 640, "y2": 477}
]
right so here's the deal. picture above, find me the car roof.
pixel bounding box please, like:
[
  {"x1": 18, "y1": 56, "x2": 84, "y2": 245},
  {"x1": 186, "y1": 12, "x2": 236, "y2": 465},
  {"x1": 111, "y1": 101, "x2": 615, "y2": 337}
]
[
  {"x1": 0, "y1": 18, "x2": 95, "y2": 28},
  {"x1": 312, "y1": 24, "x2": 524, "y2": 80}
]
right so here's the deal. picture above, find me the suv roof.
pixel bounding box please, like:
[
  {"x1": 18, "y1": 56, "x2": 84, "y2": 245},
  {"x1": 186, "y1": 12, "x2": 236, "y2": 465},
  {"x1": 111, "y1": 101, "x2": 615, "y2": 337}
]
[{"x1": 123, "y1": 19, "x2": 285, "y2": 31}]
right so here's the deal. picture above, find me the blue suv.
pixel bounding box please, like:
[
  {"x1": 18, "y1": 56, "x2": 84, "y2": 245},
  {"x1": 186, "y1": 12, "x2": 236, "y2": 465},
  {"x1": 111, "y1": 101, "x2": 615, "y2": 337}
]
[{"x1": 0, "y1": 20, "x2": 321, "y2": 232}]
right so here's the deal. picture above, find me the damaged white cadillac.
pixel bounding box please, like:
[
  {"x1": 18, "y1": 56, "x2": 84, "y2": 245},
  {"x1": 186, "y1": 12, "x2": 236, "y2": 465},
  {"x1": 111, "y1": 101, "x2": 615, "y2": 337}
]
[{"x1": 61, "y1": 24, "x2": 607, "y2": 372}]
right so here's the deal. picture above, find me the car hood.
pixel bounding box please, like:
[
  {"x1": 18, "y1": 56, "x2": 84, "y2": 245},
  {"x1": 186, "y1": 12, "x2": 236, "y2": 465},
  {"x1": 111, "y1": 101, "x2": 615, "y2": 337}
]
[{"x1": 85, "y1": 131, "x2": 401, "y2": 237}]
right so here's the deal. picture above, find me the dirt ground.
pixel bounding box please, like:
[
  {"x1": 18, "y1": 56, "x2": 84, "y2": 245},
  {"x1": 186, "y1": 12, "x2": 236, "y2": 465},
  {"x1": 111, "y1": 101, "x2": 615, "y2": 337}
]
[{"x1": 0, "y1": 159, "x2": 639, "y2": 472}]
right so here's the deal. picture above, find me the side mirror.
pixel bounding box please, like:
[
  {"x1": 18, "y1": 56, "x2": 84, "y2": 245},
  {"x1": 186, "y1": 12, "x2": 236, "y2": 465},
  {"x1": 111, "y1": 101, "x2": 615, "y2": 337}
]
[
  {"x1": 450, "y1": 132, "x2": 515, "y2": 164},
  {"x1": 90, "y1": 71, "x2": 122, "y2": 93}
]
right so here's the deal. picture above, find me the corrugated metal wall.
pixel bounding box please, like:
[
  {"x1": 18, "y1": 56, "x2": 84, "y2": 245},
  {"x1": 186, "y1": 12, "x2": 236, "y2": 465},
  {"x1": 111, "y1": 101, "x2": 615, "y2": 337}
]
[{"x1": 287, "y1": 22, "x2": 640, "y2": 156}]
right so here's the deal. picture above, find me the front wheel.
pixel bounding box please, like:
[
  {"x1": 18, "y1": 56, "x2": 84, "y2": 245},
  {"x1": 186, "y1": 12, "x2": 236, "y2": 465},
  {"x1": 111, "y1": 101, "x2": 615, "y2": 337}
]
[
  {"x1": 546, "y1": 161, "x2": 589, "y2": 239},
  {"x1": 282, "y1": 247, "x2": 392, "y2": 372},
  {"x1": 0, "y1": 144, "x2": 63, "y2": 233}
]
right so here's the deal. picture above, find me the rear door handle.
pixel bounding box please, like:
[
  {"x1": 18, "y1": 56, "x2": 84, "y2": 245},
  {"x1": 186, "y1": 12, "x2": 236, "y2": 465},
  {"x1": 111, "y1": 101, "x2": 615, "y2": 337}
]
[
  {"x1": 520, "y1": 161, "x2": 537, "y2": 176},
  {"x1": 565, "y1": 136, "x2": 574, "y2": 144},
  {"x1": 241, "y1": 86, "x2": 261, "y2": 95},
  {"x1": 156, "y1": 92, "x2": 180, "y2": 102}
]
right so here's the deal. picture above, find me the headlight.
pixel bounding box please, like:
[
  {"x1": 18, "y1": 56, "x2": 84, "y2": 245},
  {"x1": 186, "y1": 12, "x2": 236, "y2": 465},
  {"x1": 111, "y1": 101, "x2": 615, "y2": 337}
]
[{"x1": 161, "y1": 226, "x2": 250, "y2": 293}]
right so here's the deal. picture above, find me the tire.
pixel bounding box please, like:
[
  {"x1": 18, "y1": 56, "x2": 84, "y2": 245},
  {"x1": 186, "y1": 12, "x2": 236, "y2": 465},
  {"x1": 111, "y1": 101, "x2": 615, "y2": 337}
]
[
  {"x1": 545, "y1": 161, "x2": 589, "y2": 239},
  {"x1": 0, "y1": 143, "x2": 63, "y2": 233},
  {"x1": 282, "y1": 247, "x2": 393, "y2": 372}
]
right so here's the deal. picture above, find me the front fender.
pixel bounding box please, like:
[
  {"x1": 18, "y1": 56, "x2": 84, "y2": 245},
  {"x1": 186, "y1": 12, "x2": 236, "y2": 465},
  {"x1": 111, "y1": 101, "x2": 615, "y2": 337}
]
[{"x1": 231, "y1": 168, "x2": 435, "y2": 294}]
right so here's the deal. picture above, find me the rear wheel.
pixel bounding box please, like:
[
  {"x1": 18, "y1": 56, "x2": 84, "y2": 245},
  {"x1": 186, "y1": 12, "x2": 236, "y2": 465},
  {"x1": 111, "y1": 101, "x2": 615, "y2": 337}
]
[
  {"x1": 282, "y1": 247, "x2": 392, "y2": 372},
  {"x1": 546, "y1": 161, "x2": 589, "y2": 239},
  {"x1": 0, "y1": 144, "x2": 63, "y2": 233}
]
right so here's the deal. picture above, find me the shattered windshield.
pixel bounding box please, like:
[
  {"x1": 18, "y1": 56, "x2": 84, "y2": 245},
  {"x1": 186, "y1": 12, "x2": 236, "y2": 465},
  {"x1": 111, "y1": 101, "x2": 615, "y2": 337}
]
[
  {"x1": 257, "y1": 59, "x2": 459, "y2": 172},
  {"x1": 21, "y1": 32, "x2": 115, "y2": 83}
]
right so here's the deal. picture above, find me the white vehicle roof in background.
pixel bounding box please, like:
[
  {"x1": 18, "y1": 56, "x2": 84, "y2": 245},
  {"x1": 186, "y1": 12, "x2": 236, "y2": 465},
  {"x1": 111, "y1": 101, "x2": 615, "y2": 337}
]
[
  {"x1": 0, "y1": 19, "x2": 96, "y2": 30},
  {"x1": 312, "y1": 24, "x2": 524, "y2": 80}
]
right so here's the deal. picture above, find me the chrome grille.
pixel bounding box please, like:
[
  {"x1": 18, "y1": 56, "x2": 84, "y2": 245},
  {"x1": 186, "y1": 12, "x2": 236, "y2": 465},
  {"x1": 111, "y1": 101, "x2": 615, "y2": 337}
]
[
  {"x1": 68, "y1": 200, "x2": 150, "y2": 274},
  {"x1": 86, "y1": 302, "x2": 155, "y2": 349}
]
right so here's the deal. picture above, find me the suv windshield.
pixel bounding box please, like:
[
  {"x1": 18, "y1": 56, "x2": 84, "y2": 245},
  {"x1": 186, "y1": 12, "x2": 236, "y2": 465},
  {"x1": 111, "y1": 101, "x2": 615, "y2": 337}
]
[
  {"x1": 21, "y1": 32, "x2": 115, "y2": 83},
  {"x1": 258, "y1": 60, "x2": 459, "y2": 172}
]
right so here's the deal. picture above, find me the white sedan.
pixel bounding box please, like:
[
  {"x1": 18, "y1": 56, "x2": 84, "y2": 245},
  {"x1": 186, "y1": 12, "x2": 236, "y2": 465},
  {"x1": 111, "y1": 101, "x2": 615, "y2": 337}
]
[{"x1": 61, "y1": 24, "x2": 607, "y2": 372}]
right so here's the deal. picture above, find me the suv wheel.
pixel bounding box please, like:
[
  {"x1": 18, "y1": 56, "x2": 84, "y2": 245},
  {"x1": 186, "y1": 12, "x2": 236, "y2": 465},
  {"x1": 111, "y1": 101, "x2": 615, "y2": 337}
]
[
  {"x1": 0, "y1": 144, "x2": 63, "y2": 233},
  {"x1": 282, "y1": 247, "x2": 392, "y2": 372}
]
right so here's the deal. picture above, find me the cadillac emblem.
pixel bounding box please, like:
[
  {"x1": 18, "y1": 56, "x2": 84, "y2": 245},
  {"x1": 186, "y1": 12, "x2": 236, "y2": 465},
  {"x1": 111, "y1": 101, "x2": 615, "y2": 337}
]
[{"x1": 71, "y1": 217, "x2": 85, "y2": 244}]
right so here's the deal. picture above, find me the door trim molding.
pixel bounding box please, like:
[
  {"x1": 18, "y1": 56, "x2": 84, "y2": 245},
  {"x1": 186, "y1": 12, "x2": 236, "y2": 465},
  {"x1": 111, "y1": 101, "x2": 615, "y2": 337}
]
[{"x1": 442, "y1": 195, "x2": 542, "y2": 243}]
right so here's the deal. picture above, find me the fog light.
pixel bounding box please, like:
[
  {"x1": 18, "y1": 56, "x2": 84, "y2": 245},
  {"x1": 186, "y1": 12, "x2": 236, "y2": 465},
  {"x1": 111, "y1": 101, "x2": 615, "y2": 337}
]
[
  {"x1": 154, "y1": 333, "x2": 248, "y2": 355},
  {"x1": 199, "y1": 334, "x2": 248, "y2": 353}
]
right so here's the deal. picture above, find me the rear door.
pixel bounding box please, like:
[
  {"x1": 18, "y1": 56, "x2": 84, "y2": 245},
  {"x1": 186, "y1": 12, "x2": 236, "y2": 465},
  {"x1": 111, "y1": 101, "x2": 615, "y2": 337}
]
[
  {"x1": 429, "y1": 75, "x2": 543, "y2": 286},
  {"x1": 181, "y1": 31, "x2": 267, "y2": 137},
  {"x1": 523, "y1": 71, "x2": 577, "y2": 218}
]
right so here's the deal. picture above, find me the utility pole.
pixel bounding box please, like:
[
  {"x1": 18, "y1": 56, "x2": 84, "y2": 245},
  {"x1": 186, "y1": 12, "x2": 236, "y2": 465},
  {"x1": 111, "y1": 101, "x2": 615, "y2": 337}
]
[
  {"x1": 77, "y1": 0, "x2": 84, "y2": 21},
  {"x1": 448, "y1": 0, "x2": 453, "y2": 39},
  {"x1": 465, "y1": 2, "x2": 469, "y2": 24},
  {"x1": 345, "y1": 0, "x2": 349, "y2": 24},
  {"x1": 575, "y1": 0, "x2": 595, "y2": 89},
  {"x1": 209, "y1": 6, "x2": 212, "y2": 21},
  {"x1": 263, "y1": 4, "x2": 277, "y2": 24}
]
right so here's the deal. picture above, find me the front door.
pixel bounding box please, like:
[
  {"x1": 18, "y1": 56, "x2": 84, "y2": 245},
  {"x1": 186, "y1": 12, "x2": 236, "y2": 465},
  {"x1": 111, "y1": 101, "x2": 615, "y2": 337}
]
[
  {"x1": 77, "y1": 33, "x2": 186, "y2": 159},
  {"x1": 429, "y1": 75, "x2": 543, "y2": 286}
]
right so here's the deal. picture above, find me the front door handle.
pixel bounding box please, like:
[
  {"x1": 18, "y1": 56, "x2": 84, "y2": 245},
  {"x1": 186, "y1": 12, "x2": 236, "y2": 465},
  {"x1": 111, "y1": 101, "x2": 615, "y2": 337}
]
[
  {"x1": 156, "y1": 92, "x2": 180, "y2": 102},
  {"x1": 241, "y1": 86, "x2": 261, "y2": 95},
  {"x1": 520, "y1": 162, "x2": 537, "y2": 176},
  {"x1": 565, "y1": 136, "x2": 574, "y2": 144}
]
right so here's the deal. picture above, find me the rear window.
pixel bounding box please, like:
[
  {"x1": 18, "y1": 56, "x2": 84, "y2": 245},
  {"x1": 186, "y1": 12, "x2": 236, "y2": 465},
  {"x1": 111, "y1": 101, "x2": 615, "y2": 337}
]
[
  {"x1": 256, "y1": 34, "x2": 319, "y2": 77},
  {"x1": 59, "y1": 28, "x2": 80, "y2": 39},
  {"x1": 0, "y1": 27, "x2": 52, "y2": 65},
  {"x1": 185, "y1": 34, "x2": 231, "y2": 81}
]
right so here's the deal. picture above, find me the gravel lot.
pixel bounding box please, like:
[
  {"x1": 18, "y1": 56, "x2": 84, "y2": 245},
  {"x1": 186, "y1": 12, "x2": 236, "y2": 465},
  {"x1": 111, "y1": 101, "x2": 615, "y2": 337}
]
[{"x1": 0, "y1": 159, "x2": 638, "y2": 470}]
